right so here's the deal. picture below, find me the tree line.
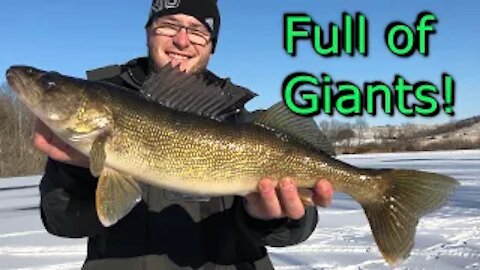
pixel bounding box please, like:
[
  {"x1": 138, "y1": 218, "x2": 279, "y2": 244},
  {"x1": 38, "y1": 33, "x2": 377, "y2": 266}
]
[{"x1": 0, "y1": 84, "x2": 46, "y2": 177}]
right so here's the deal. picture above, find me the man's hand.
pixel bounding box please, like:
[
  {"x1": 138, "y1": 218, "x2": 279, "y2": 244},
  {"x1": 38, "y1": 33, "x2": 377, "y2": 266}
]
[
  {"x1": 33, "y1": 119, "x2": 90, "y2": 168},
  {"x1": 244, "y1": 178, "x2": 334, "y2": 220}
]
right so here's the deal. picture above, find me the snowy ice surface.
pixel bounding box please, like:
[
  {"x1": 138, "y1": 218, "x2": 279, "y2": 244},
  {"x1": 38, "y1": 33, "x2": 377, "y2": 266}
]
[{"x1": 1, "y1": 150, "x2": 479, "y2": 270}]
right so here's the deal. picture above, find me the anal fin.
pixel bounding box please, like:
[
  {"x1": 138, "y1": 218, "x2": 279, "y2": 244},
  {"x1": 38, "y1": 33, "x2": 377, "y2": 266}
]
[{"x1": 298, "y1": 188, "x2": 314, "y2": 206}]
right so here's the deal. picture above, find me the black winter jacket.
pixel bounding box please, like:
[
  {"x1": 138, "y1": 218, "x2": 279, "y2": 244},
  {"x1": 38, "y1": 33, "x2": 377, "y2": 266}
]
[{"x1": 39, "y1": 57, "x2": 319, "y2": 270}]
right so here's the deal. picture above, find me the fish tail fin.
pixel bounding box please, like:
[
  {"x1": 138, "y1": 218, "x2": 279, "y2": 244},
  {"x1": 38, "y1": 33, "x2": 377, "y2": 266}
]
[{"x1": 361, "y1": 169, "x2": 458, "y2": 265}]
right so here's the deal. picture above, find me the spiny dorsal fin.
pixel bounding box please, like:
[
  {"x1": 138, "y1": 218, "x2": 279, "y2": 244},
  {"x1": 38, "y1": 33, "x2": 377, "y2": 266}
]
[
  {"x1": 141, "y1": 64, "x2": 256, "y2": 121},
  {"x1": 254, "y1": 102, "x2": 335, "y2": 156}
]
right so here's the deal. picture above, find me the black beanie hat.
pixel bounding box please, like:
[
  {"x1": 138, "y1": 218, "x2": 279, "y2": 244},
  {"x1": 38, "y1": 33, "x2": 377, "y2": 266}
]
[{"x1": 146, "y1": 0, "x2": 221, "y2": 53}]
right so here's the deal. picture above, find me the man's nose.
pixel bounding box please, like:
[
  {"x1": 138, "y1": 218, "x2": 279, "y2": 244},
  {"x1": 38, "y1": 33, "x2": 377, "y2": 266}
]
[{"x1": 172, "y1": 28, "x2": 191, "y2": 49}]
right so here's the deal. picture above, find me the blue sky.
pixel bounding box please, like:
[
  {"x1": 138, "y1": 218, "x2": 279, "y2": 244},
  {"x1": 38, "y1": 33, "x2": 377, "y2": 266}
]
[{"x1": 1, "y1": 0, "x2": 478, "y2": 126}]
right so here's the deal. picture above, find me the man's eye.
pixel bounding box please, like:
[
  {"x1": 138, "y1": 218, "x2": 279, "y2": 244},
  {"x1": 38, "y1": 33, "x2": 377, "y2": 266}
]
[
  {"x1": 190, "y1": 30, "x2": 209, "y2": 38},
  {"x1": 189, "y1": 31, "x2": 202, "y2": 37},
  {"x1": 157, "y1": 23, "x2": 176, "y2": 29},
  {"x1": 192, "y1": 27, "x2": 208, "y2": 34},
  {"x1": 155, "y1": 25, "x2": 176, "y2": 35}
]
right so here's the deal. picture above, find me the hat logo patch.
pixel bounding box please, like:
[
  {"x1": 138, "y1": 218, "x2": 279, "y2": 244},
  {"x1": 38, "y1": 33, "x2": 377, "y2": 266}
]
[
  {"x1": 164, "y1": 0, "x2": 180, "y2": 9},
  {"x1": 152, "y1": 0, "x2": 181, "y2": 12},
  {"x1": 205, "y1": 17, "x2": 214, "y2": 31}
]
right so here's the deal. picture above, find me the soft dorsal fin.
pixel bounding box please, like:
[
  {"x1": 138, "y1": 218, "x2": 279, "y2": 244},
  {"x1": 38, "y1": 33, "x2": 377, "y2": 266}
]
[
  {"x1": 254, "y1": 102, "x2": 336, "y2": 156},
  {"x1": 141, "y1": 64, "x2": 256, "y2": 121}
]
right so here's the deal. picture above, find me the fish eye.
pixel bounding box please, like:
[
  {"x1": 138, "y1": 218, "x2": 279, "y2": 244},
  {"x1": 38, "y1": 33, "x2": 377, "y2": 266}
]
[
  {"x1": 40, "y1": 77, "x2": 57, "y2": 90},
  {"x1": 40, "y1": 72, "x2": 62, "y2": 90}
]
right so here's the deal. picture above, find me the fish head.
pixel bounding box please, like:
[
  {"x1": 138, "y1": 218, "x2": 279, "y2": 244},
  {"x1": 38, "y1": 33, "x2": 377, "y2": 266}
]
[
  {"x1": 6, "y1": 66, "x2": 47, "y2": 109},
  {"x1": 6, "y1": 65, "x2": 113, "y2": 140}
]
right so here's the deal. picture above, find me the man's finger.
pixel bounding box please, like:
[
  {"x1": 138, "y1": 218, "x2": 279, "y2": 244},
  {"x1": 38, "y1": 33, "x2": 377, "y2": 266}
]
[
  {"x1": 33, "y1": 120, "x2": 54, "y2": 153},
  {"x1": 312, "y1": 179, "x2": 334, "y2": 207},
  {"x1": 278, "y1": 178, "x2": 305, "y2": 220},
  {"x1": 34, "y1": 121, "x2": 70, "y2": 161},
  {"x1": 33, "y1": 119, "x2": 89, "y2": 167},
  {"x1": 257, "y1": 178, "x2": 283, "y2": 219},
  {"x1": 48, "y1": 135, "x2": 73, "y2": 161},
  {"x1": 34, "y1": 120, "x2": 70, "y2": 161}
]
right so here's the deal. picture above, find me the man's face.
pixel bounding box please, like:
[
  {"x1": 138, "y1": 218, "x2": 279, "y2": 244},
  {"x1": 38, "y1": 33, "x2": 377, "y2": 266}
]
[{"x1": 147, "y1": 14, "x2": 213, "y2": 74}]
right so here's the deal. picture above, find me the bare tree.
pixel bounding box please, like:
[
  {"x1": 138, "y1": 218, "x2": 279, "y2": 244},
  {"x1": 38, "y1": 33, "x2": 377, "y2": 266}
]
[
  {"x1": 335, "y1": 128, "x2": 356, "y2": 146},
  {"x1": 0, "y1": 84, "x2": 46, "y2": 177},
  {"x1": 318, "y1": 119, "x2": 353, "y2": 140},
  {"x1": 354, "y1": 117, "x2": 368, "y2": 130}
]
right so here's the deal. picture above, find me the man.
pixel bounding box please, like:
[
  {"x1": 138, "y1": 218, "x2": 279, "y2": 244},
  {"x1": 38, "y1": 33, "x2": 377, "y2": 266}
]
[{"x1": 35, "y1": 0, "x2": 334, "y2": 269}]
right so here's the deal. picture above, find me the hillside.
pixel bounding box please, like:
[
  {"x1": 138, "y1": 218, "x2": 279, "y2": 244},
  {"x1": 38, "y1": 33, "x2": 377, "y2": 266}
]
[{"x1": 332, "y1": 116, "x2": 480, "y2": 154}]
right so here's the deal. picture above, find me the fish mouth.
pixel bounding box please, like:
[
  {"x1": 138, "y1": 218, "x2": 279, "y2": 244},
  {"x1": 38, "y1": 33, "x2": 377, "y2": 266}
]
[
  {"x1": 5, "y1": 66, "x2": 45, "y2": 107},
  {"x1": 6, "y1": 66, "x2": 24, "y2": 93}
]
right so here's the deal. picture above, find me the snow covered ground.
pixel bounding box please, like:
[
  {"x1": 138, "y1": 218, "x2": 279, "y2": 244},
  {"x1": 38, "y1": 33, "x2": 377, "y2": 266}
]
[{"x1": 1, "y1": 150, "x2": 479, "y2": 270}]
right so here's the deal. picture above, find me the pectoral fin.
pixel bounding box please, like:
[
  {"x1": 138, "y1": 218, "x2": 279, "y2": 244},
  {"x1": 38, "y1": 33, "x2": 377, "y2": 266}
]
[
  {"x1": 96, "y1": 168, "x2": 142, "y2": 227},
  {"x1": 89, "y1": 135, "x2": 108, "y2": 177}
]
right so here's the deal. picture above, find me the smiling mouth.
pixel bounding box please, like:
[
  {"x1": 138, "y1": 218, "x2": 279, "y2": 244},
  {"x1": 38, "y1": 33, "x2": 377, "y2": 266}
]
[{"x1": 168, "y1": 52, "x2": 192, "y2": 61}]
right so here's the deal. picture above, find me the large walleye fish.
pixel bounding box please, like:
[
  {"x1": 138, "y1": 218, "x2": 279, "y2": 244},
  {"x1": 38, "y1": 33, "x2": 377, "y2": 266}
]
[{"x1": 6, "y1": 65, "x2": 458, "y2": 265}]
